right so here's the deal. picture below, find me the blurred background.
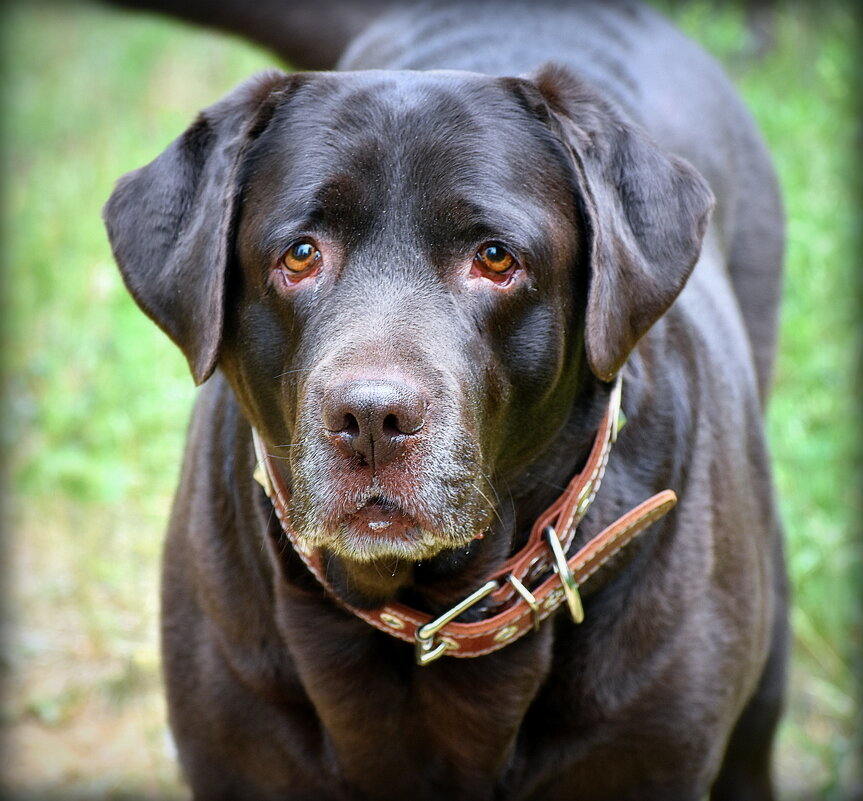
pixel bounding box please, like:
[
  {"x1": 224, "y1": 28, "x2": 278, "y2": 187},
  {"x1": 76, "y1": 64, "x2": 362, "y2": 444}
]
[{"x1": 1, "y1": 1, "x2": 859, "y2": 798}]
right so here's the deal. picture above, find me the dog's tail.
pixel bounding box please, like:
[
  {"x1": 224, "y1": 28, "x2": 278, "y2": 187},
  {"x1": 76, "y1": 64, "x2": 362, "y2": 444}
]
[{"x1": 103, "y1": 0, "x2": 399, "y2": 70}]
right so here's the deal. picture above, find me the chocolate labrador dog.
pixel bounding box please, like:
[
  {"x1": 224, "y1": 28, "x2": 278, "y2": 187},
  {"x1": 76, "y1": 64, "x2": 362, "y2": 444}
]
[{"x1": 104, "y1": 0, "x2": 788, "y2": 798}]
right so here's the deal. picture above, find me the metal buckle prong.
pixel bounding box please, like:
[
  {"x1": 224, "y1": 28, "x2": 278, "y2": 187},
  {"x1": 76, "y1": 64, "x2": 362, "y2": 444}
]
[
  {"x1": 415, "y1": 579, "x2": 498, "y2": 666},
  {"x1": 610, "y1": 374, "x2": 624, "y2": 443},
  {"x1": 506, "y1": 574, "x2": 541, "y2": 632},
  {"x1": 251, "y1": 429, "x2": 274, "y2": 498},
  {"x1": 544, "y1": 525, "x2": 585, "y2": 624}
]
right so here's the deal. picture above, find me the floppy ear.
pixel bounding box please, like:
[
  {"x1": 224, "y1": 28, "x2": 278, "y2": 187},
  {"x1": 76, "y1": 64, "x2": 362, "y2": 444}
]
[
  {"x1": 103, "y1": 70, "x2": 293, "y2": 384},
  {"x1": 527, "y1": 64, "x2": 715, "y2": 381}
]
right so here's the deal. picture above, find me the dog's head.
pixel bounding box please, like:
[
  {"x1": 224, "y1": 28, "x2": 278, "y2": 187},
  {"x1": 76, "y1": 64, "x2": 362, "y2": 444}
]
[{"x1": 105, "y1": 66, "x2": 712, "y2": 600}]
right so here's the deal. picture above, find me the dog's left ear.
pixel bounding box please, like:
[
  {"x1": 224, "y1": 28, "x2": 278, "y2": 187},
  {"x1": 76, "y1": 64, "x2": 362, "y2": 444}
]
[{"x1": 517, "y1": 64, "x2": 715, "y2": 381}]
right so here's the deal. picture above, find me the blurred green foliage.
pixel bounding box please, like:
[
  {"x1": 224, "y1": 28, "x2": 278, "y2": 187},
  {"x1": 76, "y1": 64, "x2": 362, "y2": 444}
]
[
  {"x1": 1, "y1": 1, "x2": 859, "y2": 798},
  {"x1": 654, "y1": 3, "x2": 861, "y2": 796},
  {"x1": 2, "y1": 4, "x2": 273, "y2": 506}
]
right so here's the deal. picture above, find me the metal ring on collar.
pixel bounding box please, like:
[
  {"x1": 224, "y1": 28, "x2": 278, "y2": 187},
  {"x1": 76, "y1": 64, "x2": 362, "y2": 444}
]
[{"x1": 544, "y1": 525, "x2": 585, "y2": 624}]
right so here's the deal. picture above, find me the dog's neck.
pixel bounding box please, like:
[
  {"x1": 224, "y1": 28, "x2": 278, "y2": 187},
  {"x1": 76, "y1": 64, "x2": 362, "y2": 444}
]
[
  {"x1": 263, "y1": 373, "x2": 616, "y2": 614},
  {"x1": 251, "y1": 371, "x2": 678, "y2": 667}
]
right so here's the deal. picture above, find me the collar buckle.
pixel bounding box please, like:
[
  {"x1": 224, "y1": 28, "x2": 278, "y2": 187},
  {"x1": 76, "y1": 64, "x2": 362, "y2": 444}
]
[{"x1": 415, "y1": 579, "x2": 499, "y2": 665}]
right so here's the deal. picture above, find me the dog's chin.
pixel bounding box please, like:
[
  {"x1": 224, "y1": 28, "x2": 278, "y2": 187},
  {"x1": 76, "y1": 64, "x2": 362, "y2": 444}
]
[
  {"x1": 308, "y1": 519, "x2": 474, "y2": 566},
  {"x1": 297, "y1": 496, "x2": 476, "y2": 563},
  {"x1": 294, "y1": 500, "x2": 482, "y2": 604},
  {"x1": 304, "y1": 525, "x2": 477, "y2": 608}
]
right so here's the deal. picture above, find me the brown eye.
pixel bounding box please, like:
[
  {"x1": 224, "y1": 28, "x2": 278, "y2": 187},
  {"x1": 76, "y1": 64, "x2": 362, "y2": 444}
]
[
  {"x1": 281, "y1": 240, "x2": 321, "y2": 273},
  {"x1": 475, "y1": 243, "x2": 517, "y2": 275}
]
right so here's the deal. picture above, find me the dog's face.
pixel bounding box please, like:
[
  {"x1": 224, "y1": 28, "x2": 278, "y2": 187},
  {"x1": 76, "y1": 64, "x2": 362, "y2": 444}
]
[
  {"x1": 230, "y1": 71, "x2": 585, "y2": 566},
  {"x1": 105, "y1": 66, "x2": 712, "y2": 594}
]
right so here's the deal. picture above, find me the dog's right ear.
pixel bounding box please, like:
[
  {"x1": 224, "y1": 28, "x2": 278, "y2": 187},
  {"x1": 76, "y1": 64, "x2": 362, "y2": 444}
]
[{"x1": 103, "y1": 70, "x2": 295, "y2": 384}]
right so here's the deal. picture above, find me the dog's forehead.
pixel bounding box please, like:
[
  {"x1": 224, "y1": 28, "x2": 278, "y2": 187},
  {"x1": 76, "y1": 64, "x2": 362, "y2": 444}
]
[
  {"x1": 318, "y1": 68, "x2": 500, "y2": 110},
  {"x1": 252, "y1": 70, "x2": 564, "y2": 182},
  {"x1": 292, "y1": 68, "x2": 520, "y2": 120},
  {"x1": 241, "y1": 69, "x2": 574, "y2": 251}
]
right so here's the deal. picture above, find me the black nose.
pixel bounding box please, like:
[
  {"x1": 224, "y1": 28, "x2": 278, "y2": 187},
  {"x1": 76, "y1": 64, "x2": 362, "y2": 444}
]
[{"x1": 322, "y1": 379, "x2": 427, "y2": 470}]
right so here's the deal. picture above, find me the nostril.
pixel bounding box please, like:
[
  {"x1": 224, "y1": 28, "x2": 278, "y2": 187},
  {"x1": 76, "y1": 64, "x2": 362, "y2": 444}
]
[
  {"x1": 382, "y1": 413, "x2": 403, "y2": 438},
  {"x1": 389, "y1": 402, "x2": 426, "y2": 435},
  {"x1": 323, "y1": 409, "x2": 360, "y2": 436},
  {"x1": 342, "y1": 413, "x2": 360, "y2": 437}
]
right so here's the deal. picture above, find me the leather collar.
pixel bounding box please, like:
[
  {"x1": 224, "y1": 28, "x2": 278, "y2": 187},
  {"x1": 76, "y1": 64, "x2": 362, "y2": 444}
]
[{"x1": 252, "y1": 377, "x2": 677, "y2": 665}]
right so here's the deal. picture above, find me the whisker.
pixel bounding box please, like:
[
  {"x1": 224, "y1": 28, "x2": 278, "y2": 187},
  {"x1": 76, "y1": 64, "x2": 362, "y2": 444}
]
[
  {"x1": 536, "y1": 478, "x2": 568, "y2": 493},
  {"x1": 274, "y1": 367, "x2": 315, "y2": 379},
  {"x1": 500, "y1": 476, "x2": 516, "y2": 520},
  {"x1": 474, "y1": 484, "x2": 504, "y2": 527},
  {"x1": 478, "y1": 469, "x2": 503, "y2": 507},
  {"x1": 259, "y1": 507, "x2": 278, "y2": 555}
]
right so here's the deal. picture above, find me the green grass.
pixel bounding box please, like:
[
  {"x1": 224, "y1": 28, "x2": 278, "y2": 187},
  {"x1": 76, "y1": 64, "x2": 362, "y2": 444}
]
[
  {"x1": 1, "y1": 5, "x2": 274, "y2": 797},
  {"x1": 1, "y1": 2, "x2": 859, "y2": 798},
  {"x1": 657, "y1": 5, "x2": 861, "y2": 795}
]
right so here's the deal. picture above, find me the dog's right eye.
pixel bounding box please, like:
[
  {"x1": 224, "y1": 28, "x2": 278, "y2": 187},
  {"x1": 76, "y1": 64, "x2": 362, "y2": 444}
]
[
  {"x1": 281, "y1": 240, "x2": 321, "y2": 274},
  {"x1": 476, "y1": 244, "x2": 516, "y2": 274},
  {"x1": 472, "y1": 241, "x2": 521, "y2": 286}
]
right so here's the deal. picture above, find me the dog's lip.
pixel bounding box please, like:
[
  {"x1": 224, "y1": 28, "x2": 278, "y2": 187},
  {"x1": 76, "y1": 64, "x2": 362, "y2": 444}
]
[{"x1": 346, "y1": 496, "x2": 417, "y2": 539}]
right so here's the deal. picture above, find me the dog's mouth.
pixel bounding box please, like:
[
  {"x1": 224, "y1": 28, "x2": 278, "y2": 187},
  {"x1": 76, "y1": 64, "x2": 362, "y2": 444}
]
[
  {"x1": 288, "y1": 477, "x2": 488, "y2": 566},
  {"x1": 345, "y1": 495, "x2": 418, "y2": 544}
]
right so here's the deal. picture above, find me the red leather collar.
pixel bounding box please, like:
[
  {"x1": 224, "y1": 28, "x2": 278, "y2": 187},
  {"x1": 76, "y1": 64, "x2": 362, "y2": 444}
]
[{"x1": 252, "y1": 377, "x2": 676, "y2": 665}]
